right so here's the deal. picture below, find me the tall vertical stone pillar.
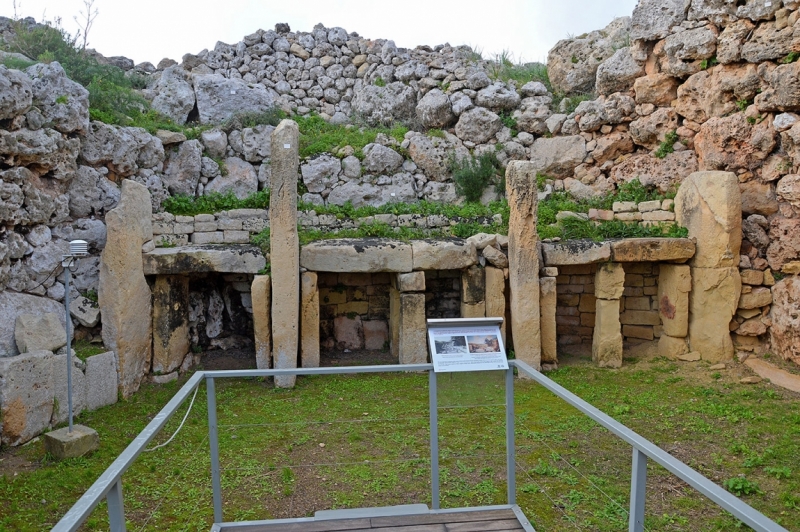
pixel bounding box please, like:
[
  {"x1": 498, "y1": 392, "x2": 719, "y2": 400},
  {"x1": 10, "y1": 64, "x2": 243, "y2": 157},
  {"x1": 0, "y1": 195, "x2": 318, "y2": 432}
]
[
  {"x1": 539, "y1": 275, "x2": 557, "y2": 364},
  {"x1": 461, "y1": 265, "x2": 486, "y2": 318},
  {"x1": 657, "y1": 265, "x2": 691, "y2": 359},
  {"x1": 270, "y1": 120, "x2": 300, "y2": 387},
  {"x1": 391, "y1": 272, "x2": 427, "y2": 364},
  {"x1": 251, "y1": 275, "x2": 271, "y2": 369},
  {"x1": 152, "y1": 275, "x2": 189, "y2": 374},
  {"x1": 301, "y1": 272, "x2": 320, "y2": 368},
  {"x1": 485, "y1": 266, "x2": 506, "y2": 343},
  {"x1": 675, "y1": 171, "x2": 742, "y2": 362},
  {"x1": 593, "y1": 263, "x2": 625, "y2": 368},
  {"x1": 506, "y1": 161, "x2": 541, "y2": 370},
  {"x1": 100, "y1": 180, "x2": 153, "y2": 398}
]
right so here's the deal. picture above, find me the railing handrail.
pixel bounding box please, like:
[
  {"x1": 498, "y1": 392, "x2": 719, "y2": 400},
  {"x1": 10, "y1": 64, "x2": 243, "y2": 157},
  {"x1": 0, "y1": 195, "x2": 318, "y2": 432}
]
[
  {"x1": 511, "y1": 360, "x2": 788, "y2": 532},
  {"x1": 53, "y1": 361, "x2": 788, "y2": 532}
]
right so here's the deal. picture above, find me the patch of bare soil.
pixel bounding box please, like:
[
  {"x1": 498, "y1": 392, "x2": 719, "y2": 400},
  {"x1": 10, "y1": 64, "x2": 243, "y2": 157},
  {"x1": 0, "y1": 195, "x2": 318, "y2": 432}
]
[
  {"x1": 321, "y1": 349, "x2": 398, "y2": 367},
  {"x1": 198, "y1": 348, "x2": 257, "y2": 370},
  {"x1": 0, "y1": 445, "x2": 40, "y2": 477}
]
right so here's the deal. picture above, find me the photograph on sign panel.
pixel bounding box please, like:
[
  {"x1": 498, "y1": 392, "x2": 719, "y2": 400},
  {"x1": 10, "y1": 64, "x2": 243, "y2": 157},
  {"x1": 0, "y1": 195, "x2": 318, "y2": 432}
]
[
  {"x1": 433, "y1": 335, "x2": 469, "y2": 354},
  {"x1": 467, "y1": 334, "x2": 501, "y2": 354}
]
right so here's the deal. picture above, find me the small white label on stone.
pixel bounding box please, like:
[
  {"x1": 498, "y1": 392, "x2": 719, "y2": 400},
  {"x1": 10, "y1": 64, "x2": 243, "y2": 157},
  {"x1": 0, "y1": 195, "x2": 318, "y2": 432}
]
[
  {"x1": 391, "y1": 193, "x2": 396, "y2": 196},
  {"x1": 765, "y1": 1, "x2": 772, "y2": 5},
  {"x1": 230, "y1": 90, "x2": 236, "y2": 95},
  {"x1": 284, "y1": 143, "x2": 291, "y2": 149}
]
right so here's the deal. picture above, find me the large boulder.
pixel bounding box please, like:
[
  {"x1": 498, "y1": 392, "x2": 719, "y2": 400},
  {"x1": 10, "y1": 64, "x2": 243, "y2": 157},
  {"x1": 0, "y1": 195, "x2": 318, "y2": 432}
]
[
  {"x1": 415, "y1": 88, "x2": 454, "y2": 128},
  {"x1": 301, "y1": 154, "x2": 341, "y2": 193},
  {"x1": 80, "y1": 122, "x2": 165, "y2": 177},
  {"x1": 0, "y1": 292, "x2": 70, "y2": 357},
  {"x1": 0, "y1": 65, "x2": 32, "y2": 120},
  {"x1": 100, "y1": 180, "x2": 153, "y2": 398},
  {"x1": 240, "y1": 124, "x2": 274, "y2": 163},
  {"x1": 716, "y1": 20, "x2": 755, "y2": 64},
  {"x1": 454, "y1": 107, "x2": 502, "y2": 144},
  {"x1": 162, "y1": 139, "x2": 202, "y2": 196},
  {"x1": 595, "y1": 48, "x2": 645, "y2": 96},
  {"x1": 515, "y1": 95, "x2": 553, "y2": 135},
  {"x1": 658, "y1": 27, "x2": 717, "y2": 78},
  {"x1": 352, "y1": 82, "x2": 416, "y2": 125},
  {"x1": 694, "y1": 114, "x2": 777, "y2": 172},
  {"x1": 0, "y1": 350, "x2": 54, "y2": 446},
  {"x1": 674, "y1": 64, "x2": 761, "y2": 123},
  {"x1": 770, "y1": 277, "x2": 800, "y2": 364},
  {"x1": 0, "y1": 166, "x2": 70, "y2": 226},
  {"x1": 0, "y1": 128, "x2": 79, "y2": 181},
  {"x1": 194, "y1": 74, "x2": 275, "y2": 124},
  {"x1": 151, "y1": 65, "x2": 196, "y2": 124},
  {"x1": 362, "y1": 143, "x2": 403, "y2": 175},
  {"x1": 547, "y1": 17, "x2": 630, "y2": 95},
  {"x1": 528, "y1": 136, "x2": 587, "y2": 178},
  {"x1": 630, "y1": 0, "x2": 686, "y2": 41},
  {"x1": 755, "y1": 60, "x2": 800, "y2": 113},
  {"x1": 14, "y1": 313, "x2": 66, "y2": 353},
  {"x1": 629, "y1": 107, "x2": 680, "y2": 149},
  {"x1": 675, "y1": 171, "x2": 741, "y2": 269},
  {"x1": 204, "y1": 158, "x2": 257, "y2": 199},
  {"x1": 475, "y1": 83, "x2": 521, "y2": 111},
  {"x1": 767, "y1": 217, "x2": 800, "y2": 271},
  {"x1": 634, "y1": 74, "x2": 680, "y2": 106},
  {"x1": 741, "y1": 21, "x2": 796, "y2": 63},
  {"x1": 740, "y1": 180, "x2": 778, "y2": 217},
  {"x1": 326, "y1": 181, "x2": 382, "y2": 207},
  {"x1": 777, "y1": 174, "x2": 800, "y2": 207},
  {"x1": 68, "y1": 165, "x2": 120, "y2": 218},
  {"x1": 25, "y1": 62, "x2": 89, "y2": 134}
]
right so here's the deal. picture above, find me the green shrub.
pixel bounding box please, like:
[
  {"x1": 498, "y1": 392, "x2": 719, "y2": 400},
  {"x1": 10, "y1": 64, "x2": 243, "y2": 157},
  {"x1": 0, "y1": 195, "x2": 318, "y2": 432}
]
[
  {"x1": 723, "y1": 476, "x2": 763, "y2": 496},
  {"x1": 654, "y1": 130, "x2": 679, "y2": 159},
  {"x1": 499, "y1": 111, "x2": 518, "y2": 135},
  {"x1": 374, "y1": 76, "x2": 386, "y2": 87},
  {"x1": 451, "y1": 153, "x2": 500, "y2": 203},
  {"x1": 295, "y1": 114, "x2": 408, "y2": 159},
  {"x1": 162, "y1": 190, "x2": 270, "y2": 216}
]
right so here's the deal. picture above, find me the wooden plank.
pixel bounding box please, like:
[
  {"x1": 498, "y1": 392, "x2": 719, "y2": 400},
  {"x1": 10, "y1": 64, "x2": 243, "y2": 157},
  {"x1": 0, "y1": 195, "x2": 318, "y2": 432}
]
[
  {"x1": 445, "y1": 519, "x2": 524, "y2": 531},
  {"x1": 231, "y1": 517, "x2": 372, "y2": 531},
  {"x1": 371, "y1": 509, "x2": 516, "y2": 527},
  {"x1": 368, "y1": 525, "x2": 447, "y2": 532}
]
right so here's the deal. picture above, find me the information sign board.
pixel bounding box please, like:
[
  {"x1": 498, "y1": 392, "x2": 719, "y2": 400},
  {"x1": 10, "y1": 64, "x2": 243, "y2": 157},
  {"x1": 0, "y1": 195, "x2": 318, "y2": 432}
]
[{"x1": 427, "y1": 318, "x2": 508, "y2": 373}]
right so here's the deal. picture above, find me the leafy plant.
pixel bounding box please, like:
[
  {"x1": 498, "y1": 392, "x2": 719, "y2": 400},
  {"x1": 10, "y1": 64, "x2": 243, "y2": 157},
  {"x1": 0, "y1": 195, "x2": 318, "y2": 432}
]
[
  {"x1": 654, "y1": 130, "x2": 679, "y2": 159},
  {"x1": 451, "y1": 153, "x2": 500, "y2": 203},
  {"x1": 374, "y1": 76, "x2": 386, "y2": 87},
  {"x1": 162, "y1": 190, "x2": 270, "y2": 216},
  {"x1": 295, "y1": 114, "x2": 408, "y2": 159},
  {"x1": 723, "y1": 476, "x2": 763, "y2": 496},
  {"x1": 498, "y1": 111, "x2": 518, "y2": 135},
  {"x1": 765, "y1": 466, "x2": 791, "y2": 480},
  {"x1": 781, "y1": 51, "x2": 800, "y2": 64},
  {"x1": 700, "y1": 56, "x2": 719, "y2": 70},
  {"x1": 736, "y1": 99, "x2": 751, "y2": 112}
]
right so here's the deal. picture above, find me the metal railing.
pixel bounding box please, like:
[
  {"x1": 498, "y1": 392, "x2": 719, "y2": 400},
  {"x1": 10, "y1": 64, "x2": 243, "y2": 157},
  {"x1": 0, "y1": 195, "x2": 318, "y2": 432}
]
[{"x1": 52, "y1": 361, "x2": 788, "y2": 532}]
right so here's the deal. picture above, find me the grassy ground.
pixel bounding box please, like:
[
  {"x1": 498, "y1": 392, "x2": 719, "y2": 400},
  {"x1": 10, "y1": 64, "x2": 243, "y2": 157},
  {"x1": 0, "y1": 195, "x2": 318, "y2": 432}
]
[{"x1": 0, "y1": 351, "x2": 798, "y2": 531}]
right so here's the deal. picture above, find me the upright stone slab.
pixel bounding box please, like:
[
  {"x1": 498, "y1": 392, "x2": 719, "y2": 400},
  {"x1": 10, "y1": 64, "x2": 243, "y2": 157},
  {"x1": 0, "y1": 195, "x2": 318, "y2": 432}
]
[
  {"x1": 85, "y1": 351, "x2": 118, "y2": 411},
  {"x1": 270, "y1": 120, "x2": 300, "y2": 388},
  {"x1": 592, "y1": 299, "x2": 623, "y2": 368},
  {"x1": 0, "y1": 351, "x2": 54, "y2": 446},
  {"x1": 593, "y1": 263, "x2": 625, "y2": 368},
  {"x1": 506, "y1": 162, "x2": 541, "y2": 370},
  {"x1": 251, "y1": 275, "x2": 271, "y2": 370},
  {"x1": 389, "y1": 286, "x2": 401, "y2": 360},
  {"x1": 461, "y1": 265, "x2": 486, "y2": 318},
  {"x1": 658, "y1": 265, "x2": 691, "y2": 338},
  {"x1": 689, "y1": 268, "x2": 741, "y2": 362},
  {"x1": 152, "y1": 275, "x2": 190, "y2": 374},
  {"x1": 539, "y1": 276, "x2": 557, "y2": 364},
  {"x1": 301, "y1": 272, "x2": 320, "y2": 368},
  {"x1": 675, "y1": 171, "x2": 741, "y2": 268},
  {"x1": 485, "y1": 267, "x2": 506, "y2": 343},
  {"x1": 399, "y1": 293, "x2": 427, "y2": 364},
  {"x1": 51, "y1": 354, "x2": 87, "y2": 425},
  {"x1": 100, "y1": 180, "x2": 153, "y2": 398}
]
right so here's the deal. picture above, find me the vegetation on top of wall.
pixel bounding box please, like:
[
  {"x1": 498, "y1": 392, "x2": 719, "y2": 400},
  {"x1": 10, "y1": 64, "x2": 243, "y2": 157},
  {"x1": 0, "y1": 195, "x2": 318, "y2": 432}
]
[
  {"x1": 295, "y1": 114, "x2": 408, "y2": 159},
  {"x1": 162, "y1": 190, "x2": 270, "y2": 216},
  {"x1": 539, "y1": 217, "x2": 688, "y2": 241},
  {"x1": 297, "y1": 198, "x2": 507, "y2": 221},
  {"x1": 654, "y1": 130, "x2": 680, "y2": 159},
  {"x1": 488, "y1": 51, "x2": 550, "y2": 88},
  {"x1": 451, "y1": 153, "x2": 501, "y2": 203}
]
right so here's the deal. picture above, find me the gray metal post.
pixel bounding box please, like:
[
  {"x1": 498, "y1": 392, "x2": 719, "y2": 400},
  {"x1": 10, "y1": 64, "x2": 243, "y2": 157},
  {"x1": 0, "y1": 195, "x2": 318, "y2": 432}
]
[
  {"x1": 107, "y1": 479, "x2": 125, "y2": 531},
  {"x1": 428, "y1": 370, "x2": 439, "y2": 510},
  {"x1": 505, "y1": 367, "x2": 516, "y2": 505},
  {"x1": 629, "y1": 448, "x2": 647, "y2": 532},
  {"x1": 63, "y1": 258, "x2": 73, "y2": 433},
  {"x1": 207, "y1": 377, "x2": 223, "y2": 522}
]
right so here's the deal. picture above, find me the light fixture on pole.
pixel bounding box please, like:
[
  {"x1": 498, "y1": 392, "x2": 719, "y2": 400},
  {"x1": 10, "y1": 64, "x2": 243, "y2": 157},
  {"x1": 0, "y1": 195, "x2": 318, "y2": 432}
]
[{"x1": 62, "y1": 240, "x2": 88, "y2": 433}]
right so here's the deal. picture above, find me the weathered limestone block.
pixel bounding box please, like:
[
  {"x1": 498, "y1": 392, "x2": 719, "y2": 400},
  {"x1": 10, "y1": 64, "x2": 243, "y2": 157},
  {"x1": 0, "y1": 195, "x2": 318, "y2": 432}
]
[
  {"x1": 506, "y1": 161, "x2": 541, "y2": 370},
  {"x1": 411, "y1": 239, "x2": 477, "y2": 271},
  {"x1": 0, "y1": 292, "x2": 70, "y2": 357},
  {"x1": 251, "y1": 275, "x2": 271, "y2": 370},
  {"x1": 688, "y1": 267, "x2": 741, "y2": 362},
  {"x1": 301, "y1": 272, "x2": 320, "y2": 368},
  {"x1": 485, "y1": 267, "x2": 506, "y2": 344},
  {"x1": 595, "y1": 263, "x2": 625, "y2": 300},
  {"x1": 610, "y1": 238, "x2": 695, "y2": 263},
  {"x1": 43, "y1": 424, "x2": 99, "y2": 459},
  {"x1": 394, "y1": 272, "x2": 425, "y2": 292},
  {"x1": 100, "y1": 180, "x2": 153, "y2": 398},
  {"x1": 593, "y1": 299, "x2": 622, "y2": 369},
  {"x1": 675, "y1": 171, "x2": 742, "y2": 268},
  {"x1": 542, "y1": 241, "x2": 611, "y2": 265},
  {"x1": 398, "y1": 293, "x2": 427, "y2": 364},
  {"x1": 143, "y1": 245, "x2": 266, "y2": 275},
  {"x1": 152, "y1": 275, "x2": 190, "y2": 374},
  {"x1": 390, "y1": 286, "x2": 400, "y2": 360},
  {"x1": 270, "y1": 120, "x2": 300, "y2": 388},
  {"x1": 14, "y1": 313, "x2": 66, "y2": 354},
  {"x1": 539, "y1": 276, "x2": 557, "y2": 364},
  {"x1": 738, "y1": 287, "x2": 772, "y2": 309},
  {"x1": 0, "y1": 350, "x2": 54, "y2": 446},
  {"x1": 85, "y1": 351, "x2": 118, "y2": 411},
  {"x1": 69, "y1": 296, "x2": 100, "y2": 328},
  {"x1": 461, "y1": 265, "x2": 485, "y2": 305},
  {"x1": 51, "y1": 353, "x2": 87, "y2": 425},
  {"x1": 769, "y1": 277, "x2": 800, "y2": 363},
  {"x1": 461, "y1": 302, "x2": 486, "y2": 318},
  {"x1": 300, "y1": 239, "x2": 413, "y2": 273},
  {"x1": 658, "y1": 265, "x2": 691, "y2": 338},
  {"x1": 658, "y1": 334, "x2": 689, "y2": 360}
]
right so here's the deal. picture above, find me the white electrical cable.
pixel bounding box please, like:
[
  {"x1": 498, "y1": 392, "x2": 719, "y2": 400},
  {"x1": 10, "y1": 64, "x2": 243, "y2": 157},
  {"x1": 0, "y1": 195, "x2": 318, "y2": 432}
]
[{"x1": 144, "y1": 385, "x2": 200, "y2": 452}]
